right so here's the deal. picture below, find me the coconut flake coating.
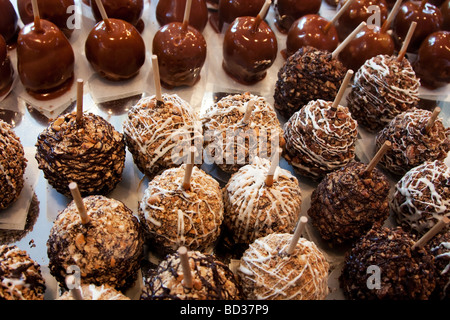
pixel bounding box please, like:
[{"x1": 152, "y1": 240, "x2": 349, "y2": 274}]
[
  {"x1": 123, "y1": 94, "x2": 202, "y2": 179},
  {"x1": 308, "y1": 161, "x2": 390, "y2": 244},
  {"x1": 223, "y1": 157, "x2": 302, "y2": 245},
  {"x1": 35, "y1": 112, "x2": 125, "y2": 197},
  {"x1": 274, "y1": 46, "x2": 347, "y2": 118},
  {"x1": 0, "y1": 119, "x2": 26, "y2": 209},
  {"x1": 347, "y1": 54, "x2": 420, "y2": 132},
  {"x1": 391, "y1": 160, "x2": 450, "y2": 237},
  {"x1": 141, "y1": 250, "x2": 242, "y2": 300},
  {"x1": 47, "y1": 195, "x2": 144, "y2": 291},
  {"x1": 57, "y1": 283, "x2": 130, "y2": 300},
  {"x1": 283, "y1": 99, "x2": 358, "y2": 180},
  {"x1": 428, "y1": 231, "x2": 450, "y2": 300},
  {"x1": 139, "y1": 165, "x2": 224, "y2": 255},
  {"x1": 340, "y1": 226, "x2": 436, "y2": 300},
  {"x1": 201, "y1": 92, "x2": 285, "y2": 173},
  {"x1": 238, "y1": 233, "x2": 329, "y2": 300},
  {"x1": 375, "y1": 108, "x2": 450, "y2": 176},
  {"x1": 0, "y1": 245, "x2": 46, "y2": 300}
]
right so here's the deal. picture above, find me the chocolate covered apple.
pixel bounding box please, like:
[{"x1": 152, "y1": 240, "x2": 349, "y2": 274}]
[
  {"x1": 90, "y1": 0, "x2": 144, "y2": 33},
  {"x1": 274, "y1": 0, "x2": 322, "y2": 34},
  {"x1": 413, "y1": 31, "x2": 450, "y2": 89},
  {"x1": 0, "y1": 0, "x2": 20, "y2": 45},
  {"x1": 285, "y1": 14, "x2": 339, "y2": 57},
  {"x1": 0, "y1": 35, "x2": 14, "y2": 97},
  {"x1": 393, "y1": 0, "x2": 443, "y2": 52},
  {"x1": 335, "y1": 0, "x2": 388, "y2": 41},
  {"x1": 85, "y1": 17, "x2": 146, "y2": 81},
  {"x1": 222, "y1": 2, "x2": 277, "y2": 84},
  {"x1": 210, "y1": 0, "x2": 265, "y2": 32},
  {"x1": 156, "y1": 0, "x2": 208, "y2": 32},
  {"x1": 17, "y1": 18, "x2": 74, "y2": 100},
  {"x1": 17, "y1": 0, "x2": 75, "y2": 38}
]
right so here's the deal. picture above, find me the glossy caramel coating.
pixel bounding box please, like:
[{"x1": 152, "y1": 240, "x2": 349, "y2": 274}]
[
  {"x1": 223, "y1": 17, "x2": 277, "y2": 84},
  {"x1": 156, "y1": 0, "x2": 208, "y2": 32},
  {"x1": 286, "y1": 14, "x2": 339, "y2": 57},
  {"x1": 17, "y1": 0, "x2": 75, "y2": 38},
  {"x1": 17, "y1": 19, "x2": 74, "y2": 100},
  {"x1": 393, "y1": 1, "x2": 443, "y2": 52},
  {"x1": 274, "y1": 0, "x2": 322, "y2": 33},
  {"x1": 336, "y1": 0, "x2": 388, "y2": 41},
  {"x1": 413, "y1": 31, "x2": 450, "y2": 89},
  {"x1": 152, "y1": 22, "x2": 207, "y2": 88},
  {"x1": 85, "y1": 18, "x2": 146, "y2": 81},
  {"x1": 90, "y1": 0, "x2": 144, "y2": 31},
  {"x1": 338, "y1": 25, "x2": 395, "y2": 72},
  {"x1": 0, "y1": 0, "x2": 19, "y2": 45},
  {"x1": 211, "y1": 0, "x2": 265, "y2": 32}
]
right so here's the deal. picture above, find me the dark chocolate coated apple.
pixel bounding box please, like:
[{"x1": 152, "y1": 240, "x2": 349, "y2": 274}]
[
  {"x1": 17, "y1": 19, "x2": 74, "y2": 100},
  {"x1": 0, "y1": 35, "x2": 14, "y2": 96},
  {"x1": 0, "y1": 0, "x2": 20, "y2": 45},
  {"x1": 338, "y1": 24, "x2": 395, "y2": 71},
  {"x1": 85, "y1": 18, "x2": 146, "y2": 81},
  {"x1": 156, "y1": 0, "x2": 208, "y2": 32},
  {"x1": 90, "y1": 0, "x2": 144, "y2": 33},
  {"x1": 285, "y1": 14, "x2": 339, "y2": 57},
  {"x1": 210, "y1": 0, "x2": 265, "y2": 32},
  {"x1": 274, "y1": 0, "x2": 322, "y2": 33},
  {"x1": 393, "y1": 0, "x2": 443, "y2": 53},
  {"x1": 335, "y1": 0, "x2": 388, "y2": 41},
  {"x1": 17, "y1": 0, "x2": 75, "y2": 38},
  {"x1": 413, "y1": 31, "x2": 450, "y2": 89},
  {"x1": 223, "y1": 16, "x2": 277, "y2": 84},
  {"x1": 440, "y1": 0, "x2": 450, "y2": 30},
  {"x1": 152, "y1": 22, "x2": 207, "y2": 88}
]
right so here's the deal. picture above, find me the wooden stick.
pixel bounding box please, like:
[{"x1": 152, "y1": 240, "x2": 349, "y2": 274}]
[
  {"x1": 381, "y1": 0, "x2": 402, "y2": 33},
  {"x1": 178, "y1": 246, "x2": 193, "y2": 289},
  {"x1": 397, "y1": 21, "x2": 417, "y2": 61},
  {"x1": 182, "y1": 0, "x2": 193, "y2": 30},
  {"x1": 265, "y1": 148, "x2": 281, "y2": 187},
  {"x1": 253, "y1": 0, "x2": 271, "y2": 32},
  {"x1": 332, "y1": 22, "x2": 366, "y2": 59},
  {"x1": 151, "y1": 55, "x2": 163, "y2": 104},
  {"x1": 94, "y1": 0, "x2": 112, "y2": 29},
  {"x1": 332, "y1": 69, "x2": 354, "y2": 109},
  {"x1": 182, "y1": 148, "x2": 195, "y2": 191},
  {"x1": 68, "y1": 182, "x2": 90, "y2": 225},
  {"x1": 65, "y1": 275, "x2": 83, "y2": 300},
  {"x1": 412, "y1": 216, "x2": 450, "y2": 250},
  {"x1": 31, "y1": 0, "x2": 41, "y2": 31},
  {"x1": 324, "y1": 0, "x2": 356, "y2": 33},
  {"x1": 364, "y1": 140, "x2": 391, "y2": 174},
  {"x1": 241, "y1": 100, "x2": 255, "y2": 125},
  {"x1": 286, "y1": 216, "x2": 308, "y2": 255},
  {"x1": 424, "y1": 107, "x2": 441, "y2": 134},
  {"x1": 76, "y1": 79, "x2": 84, "y2": 125}
]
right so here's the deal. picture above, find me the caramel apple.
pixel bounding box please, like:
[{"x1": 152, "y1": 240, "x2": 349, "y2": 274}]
[
  {"x1": 0, "y1": 35, "x2": 14, "y2": 96},
  {"x1": 156, "y1": 0, "x2": 208, "y2": 32},
  {"x1": 85, "y1": 18, "x2": 146, "y2": 81},
  {"x1": 152, "y1": 22, "x2": 207, "y2": 89},
  {"x1": 285, "y1": 14, "x2": 339, "y2": 58},
  {"x1": 90, "y1": 0, "x2": 144, "y2": 33},
  {"x1": 335, "y1": 0, "x2": 389, "y2": 41},
  {"x1": 413, "y1": 31, "x2": 450, "y2": 89},
  {"x1": 441, "y1": 0, "x2": 450, "y2": 30},
  {"x1": 0, "y1": 0, "x2": 20, "y2": 45},
  {"x1": 393, "y1": 0, "x2": 443, "y2": 52},
  {"x1": 222, "y1": 2, "x2": 277, "y2": 84},
  {"x1": 17, "y1": 0, "x2": 75, "y2": 38},
  {"x1": 274, "y1": 0, "x2": 322, "y2": 34},
  {"x1": 210, "y1": 0, "x2": 265, "y2": 33},
  {"x1": 17, "y1": 19, "x2": 74, "y2": 100}
]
